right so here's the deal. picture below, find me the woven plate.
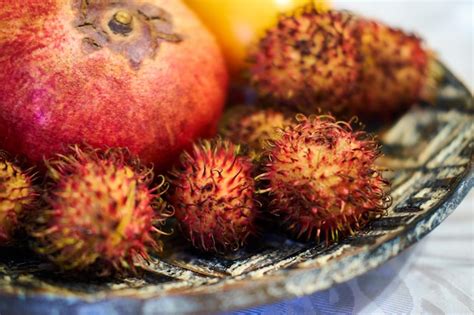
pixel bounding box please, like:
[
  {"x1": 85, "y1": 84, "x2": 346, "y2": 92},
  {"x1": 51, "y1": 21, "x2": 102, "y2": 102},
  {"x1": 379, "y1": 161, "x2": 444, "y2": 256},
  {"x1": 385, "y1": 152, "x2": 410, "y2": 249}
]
[{"x1": 0, "y1": 63, "x2": 472, "y2": 315}]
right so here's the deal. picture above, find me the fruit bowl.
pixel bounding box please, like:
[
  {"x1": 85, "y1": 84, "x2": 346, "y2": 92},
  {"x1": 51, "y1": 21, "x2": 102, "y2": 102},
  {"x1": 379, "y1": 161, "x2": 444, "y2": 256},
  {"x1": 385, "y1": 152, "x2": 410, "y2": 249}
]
[{"x1": 0, "y1": 62, "x2": 472, "y2": 315}]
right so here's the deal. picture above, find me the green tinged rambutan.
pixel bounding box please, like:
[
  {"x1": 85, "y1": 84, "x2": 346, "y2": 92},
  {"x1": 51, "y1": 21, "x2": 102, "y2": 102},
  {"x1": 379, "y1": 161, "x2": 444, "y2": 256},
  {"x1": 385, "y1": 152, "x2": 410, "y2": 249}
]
[
  {"x1": 30, "y1": 146, "x2": 172, "y2": 274},
  {"x1": 259, "y1": 115, "x2": 391, "y2": 242},
  {"x1": 250, "y1": 7, "x2": 438, "y2": 121},
  {"x1": 220, "y1": 106, "x2": 293, "y2": 158},
  {"x1": 0, "y1": 152, "x2": 36, "y2": 245},
  {"x1": 169, "y1": 139, "x2": 258, "y2": 254}
]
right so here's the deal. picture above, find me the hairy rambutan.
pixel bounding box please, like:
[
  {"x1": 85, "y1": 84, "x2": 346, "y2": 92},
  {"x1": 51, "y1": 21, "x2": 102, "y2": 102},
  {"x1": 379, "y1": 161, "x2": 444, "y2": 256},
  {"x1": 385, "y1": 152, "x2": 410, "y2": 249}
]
[
  {"x1": 220, "y1": 107, "x2": 293, "y2": 156},
  {"x1": 0, "y1": 153, "x2": 36, "y2": 245},
  {"x1": 259, "y1": 115, "x2": 391, "y2": 242},
  {"x1": 249, "y1": 8, "x2": 360, "y2": 115},
  {"x1": 169, "y1": 139, "x2": 258, "y2": 253},
  {"x1": 249, "y1": 7, "x2": 437, "y2": 121},
  {"x1": 347, "y1": 18, "x2": 438, "y2": 120},
  {"x1": 30, "y1": 146, "x2": 172, "y2": 274}
]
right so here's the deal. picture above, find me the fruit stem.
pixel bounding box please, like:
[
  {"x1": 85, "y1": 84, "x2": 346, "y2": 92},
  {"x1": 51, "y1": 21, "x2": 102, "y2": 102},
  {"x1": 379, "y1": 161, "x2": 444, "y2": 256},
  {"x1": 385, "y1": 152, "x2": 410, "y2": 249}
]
[{"x1": 109, "y1": 11, "x2": 133, "y2": 35}]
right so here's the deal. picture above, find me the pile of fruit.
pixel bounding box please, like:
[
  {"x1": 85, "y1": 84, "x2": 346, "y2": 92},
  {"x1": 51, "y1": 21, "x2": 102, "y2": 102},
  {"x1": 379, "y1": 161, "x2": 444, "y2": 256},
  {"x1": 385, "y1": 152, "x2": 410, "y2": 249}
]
[{"x1": 0, "y1": 0, "x2": 438, "y2": 276}]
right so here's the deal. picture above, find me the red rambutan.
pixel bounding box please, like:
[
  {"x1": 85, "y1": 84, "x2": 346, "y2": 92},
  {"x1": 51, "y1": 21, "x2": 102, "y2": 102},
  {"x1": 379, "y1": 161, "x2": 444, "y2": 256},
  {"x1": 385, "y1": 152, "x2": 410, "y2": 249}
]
[
  {"x1": 169, "y1": 139, "x2": 258, "y2": 253},
  {"x1": 30, "y1": 145, "x2": 172, "y2": 274},
  {"x1": 249, "y1": 8, "x2": 360, "y2": 115},
  {"x1": 347, "y1": 18, "x2": 438, "y2": 120},
  {"x1": 220, "y1": 107, "x2": 293, "y2": 158},
  {"x1": 259, "y1": 114, "x2": 391, "y2": 242}
]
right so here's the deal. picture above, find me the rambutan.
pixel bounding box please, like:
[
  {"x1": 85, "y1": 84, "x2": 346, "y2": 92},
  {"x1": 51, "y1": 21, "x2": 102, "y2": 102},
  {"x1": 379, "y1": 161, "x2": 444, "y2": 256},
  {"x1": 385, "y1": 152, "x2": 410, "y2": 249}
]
[
  {"x1": 169, "y1": 139, "x2": 258, "y2": 253},
  {"x1": 259, "y1": 115, "x2": 391, "y2": 242},
  {"x1": 249, "y1": 7, "x2": 437, "y2": 121},
  {"x1": 249, "y1": 7, "x2": 360, "y2": 115},
  {"x1": 0, "y1": 153, "x2": 36, "y2": 245},
  {"x1": 220, "y1": 107, "x2": 293, "y2": 157},
  {"x1": 346, "y1": 18, "x2": 437, "y2": 121},
  {"x1": 30, "y1": 146, "x2": 172, "y2": 274}
]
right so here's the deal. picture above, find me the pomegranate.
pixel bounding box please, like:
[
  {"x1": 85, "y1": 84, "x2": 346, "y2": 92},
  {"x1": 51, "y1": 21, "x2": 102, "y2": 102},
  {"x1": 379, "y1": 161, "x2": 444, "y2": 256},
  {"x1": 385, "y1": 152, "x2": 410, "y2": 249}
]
[{"x1": 0, "y1": 0, "x2": 228, "y2": 170}]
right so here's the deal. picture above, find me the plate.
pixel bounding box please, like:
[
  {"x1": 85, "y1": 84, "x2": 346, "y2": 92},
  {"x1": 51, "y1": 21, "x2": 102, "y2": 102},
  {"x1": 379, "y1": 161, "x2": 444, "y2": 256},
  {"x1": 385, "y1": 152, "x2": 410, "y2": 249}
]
[{"x1": 0, "y1": 62, "x2": 472, "y2": 315}]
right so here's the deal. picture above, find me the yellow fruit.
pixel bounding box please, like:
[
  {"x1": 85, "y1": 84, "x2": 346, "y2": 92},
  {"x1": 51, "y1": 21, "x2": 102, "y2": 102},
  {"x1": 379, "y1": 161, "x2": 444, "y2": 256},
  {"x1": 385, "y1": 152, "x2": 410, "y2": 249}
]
[{"x1": 184, "y1": 0, "x2": 330, "y2": 76}]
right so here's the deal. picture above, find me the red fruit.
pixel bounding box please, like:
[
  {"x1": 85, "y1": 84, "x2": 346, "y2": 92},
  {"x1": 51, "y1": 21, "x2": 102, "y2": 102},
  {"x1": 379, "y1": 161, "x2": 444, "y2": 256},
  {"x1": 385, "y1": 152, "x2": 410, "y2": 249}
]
[
  {"x1": 260, "y1": 115, "x2": 391, "y2": 242},
  {"x1": 0, "y1": 0, "x2": 228, "y2": 170},
  {"x1": 31, "y1": 145, "x2": 172, "y2": 273},
  {"x1": 219, "y1": 106, "x2": 294, "y2": 161},
  {"x1": 169, "y1": 139, "x2": 258, "y2": 253},
  {"x1": 249, "y1": 8, "x2": 360, "y2": 115},
  {"x1": 220, "y1": 107, "x2": 292, "y2": 151},
  {"x1": 348, "y1": 19, "x2": 436, "y2": 120}
]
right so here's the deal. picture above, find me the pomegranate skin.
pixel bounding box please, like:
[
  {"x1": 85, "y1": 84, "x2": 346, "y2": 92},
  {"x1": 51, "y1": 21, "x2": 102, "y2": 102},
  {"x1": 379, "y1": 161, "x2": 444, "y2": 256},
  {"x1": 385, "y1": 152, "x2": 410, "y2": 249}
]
[{"x1": 0, "y1": 0, "x2": 228, "y2": 170}]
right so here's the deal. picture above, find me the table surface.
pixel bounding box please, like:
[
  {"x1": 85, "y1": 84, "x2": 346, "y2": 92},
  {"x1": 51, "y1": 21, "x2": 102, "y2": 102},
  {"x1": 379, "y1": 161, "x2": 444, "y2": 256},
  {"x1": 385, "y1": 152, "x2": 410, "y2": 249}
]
[{"x1": 224, "y1": 1, "x2": 473, "y2": 314}]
